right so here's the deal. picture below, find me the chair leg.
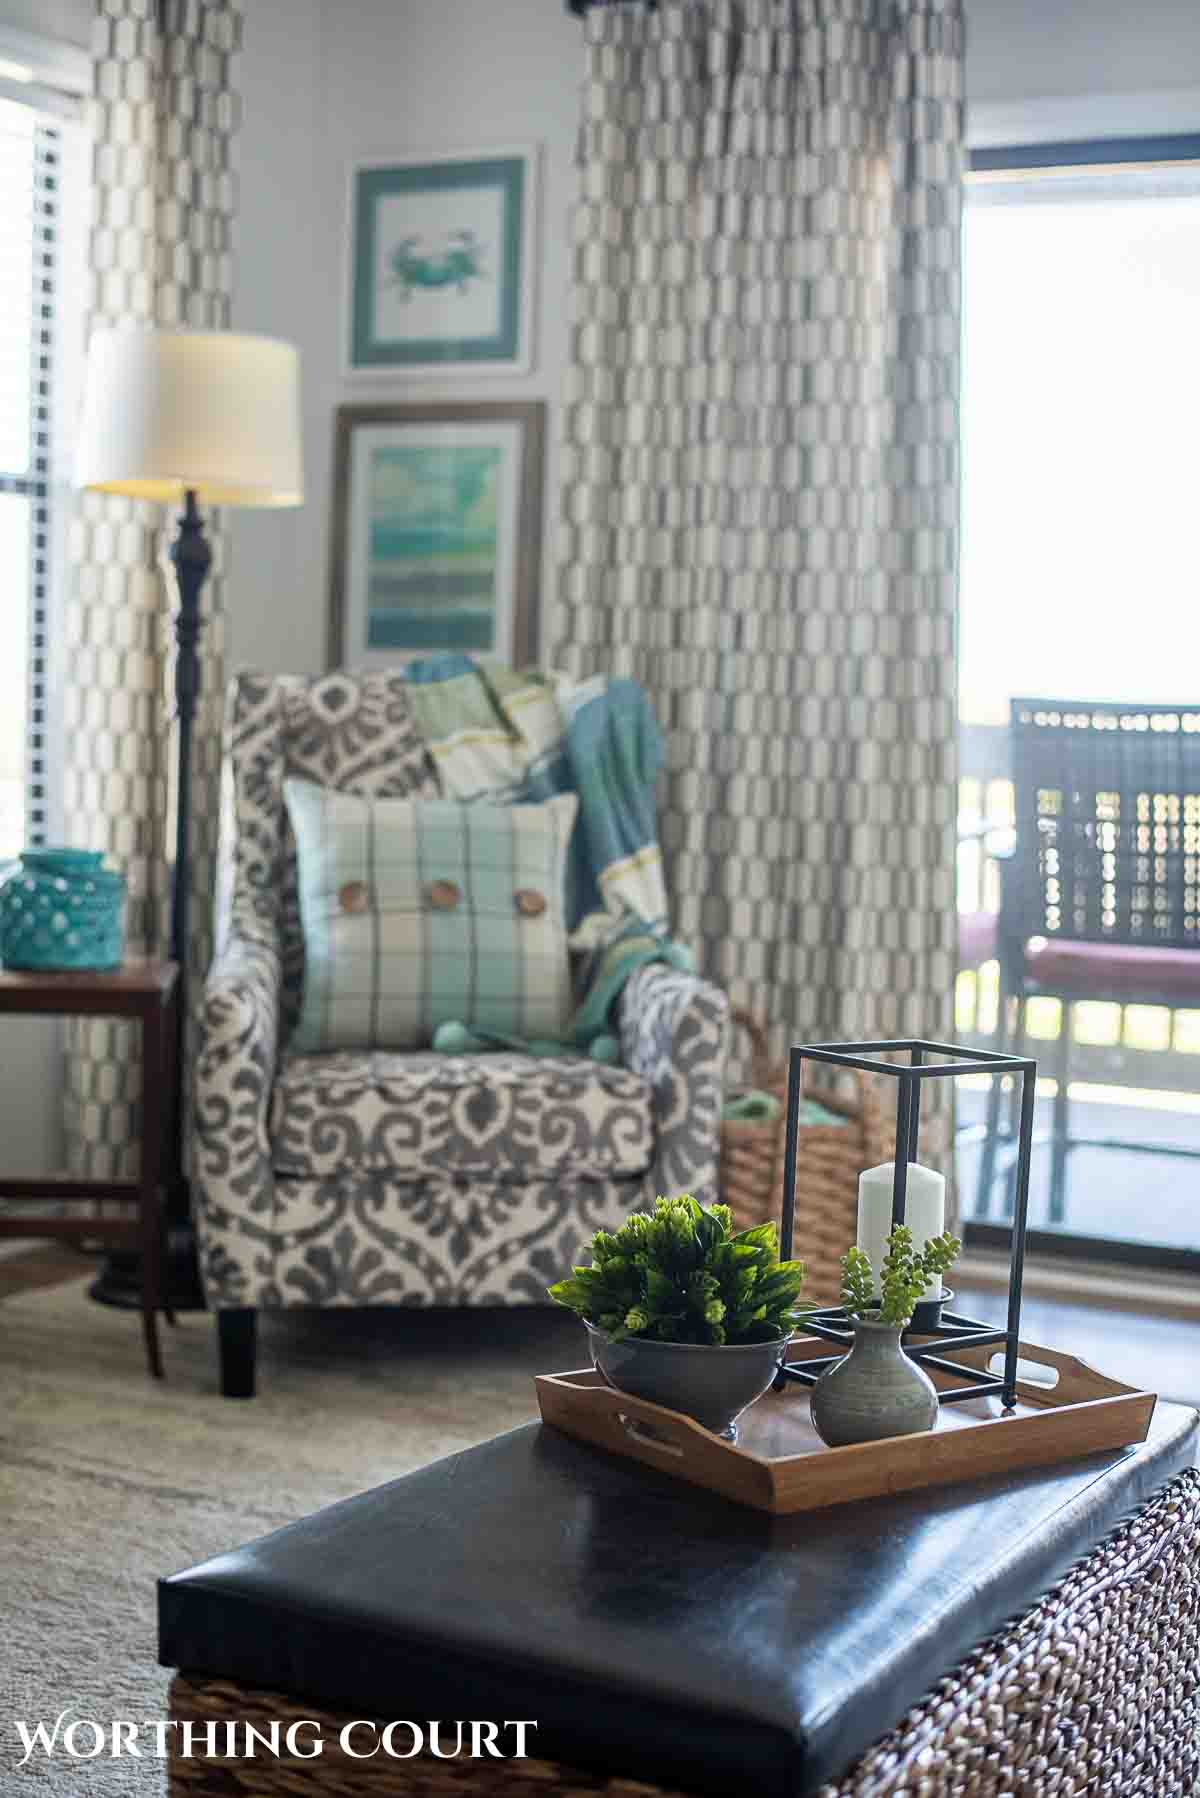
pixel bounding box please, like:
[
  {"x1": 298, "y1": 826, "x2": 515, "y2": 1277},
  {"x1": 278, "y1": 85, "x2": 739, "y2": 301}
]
[
  {"x1": 996, "y1": 995, "x2": 1031, "y2": 1219},
  {"x1": 160, "y1": 1205, "x2": 177, "y2": 1329},
  {"x1": 1049, "y1": 1002, "x2": 1073, "y2": 1226},
  {"x1": 976, "y1": 984, "x2": 1012, "y2": 1218},
  {"x1": 218, "y1": 1309, "x2": 257, "y2": 1400}
]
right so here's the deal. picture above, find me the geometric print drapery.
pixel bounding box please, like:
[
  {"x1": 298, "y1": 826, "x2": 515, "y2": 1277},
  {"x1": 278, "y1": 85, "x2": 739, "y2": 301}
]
[
  {"x1": 550, "y1": 0, "x2": 964, "y2": 1170},
  {"x1": 62, "y1": 0, "x2": 242, "y2": 1177}
]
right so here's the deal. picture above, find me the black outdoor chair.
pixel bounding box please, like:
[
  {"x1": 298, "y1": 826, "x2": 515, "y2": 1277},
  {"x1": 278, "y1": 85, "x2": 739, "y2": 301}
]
[{"x1": 977, "y1": 696, "x2": 1200, "y2": 1226}]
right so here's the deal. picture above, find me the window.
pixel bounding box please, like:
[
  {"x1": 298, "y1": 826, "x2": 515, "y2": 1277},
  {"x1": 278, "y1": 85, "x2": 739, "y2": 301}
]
[
  {"x1": 0, "y1": 40, "x2": 87, "y2": 863},
  {"x1": 960, "y1": 147, "x2": 1200, "y2": 730},
  {"x1": 956, "y1": 138, "x2": 1200, "y2": 1266},
  {"x1": 0, "y1": 100, "x2": 57, "y2": 857}
]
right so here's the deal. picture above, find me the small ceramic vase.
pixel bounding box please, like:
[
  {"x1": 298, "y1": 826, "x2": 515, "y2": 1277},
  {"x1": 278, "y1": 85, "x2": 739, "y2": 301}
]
[{"x1": 810, "y1": 1315, "x2": 938, "y2": 1448}]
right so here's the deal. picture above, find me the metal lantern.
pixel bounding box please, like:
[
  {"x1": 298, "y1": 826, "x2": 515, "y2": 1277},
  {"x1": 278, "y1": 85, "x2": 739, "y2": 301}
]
[{"x1": 778, "y1": 1039, "x2": 1036, "y2": 1410}]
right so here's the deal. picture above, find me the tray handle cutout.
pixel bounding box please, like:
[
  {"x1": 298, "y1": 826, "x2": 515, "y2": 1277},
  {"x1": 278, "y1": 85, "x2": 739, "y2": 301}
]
[
  {"x1": 619, "y1": 1413, "x2": 686, "y2": 1457},
  {"x1": 988, "y1": 1351, "x2": 1060, "y2": 1389}
]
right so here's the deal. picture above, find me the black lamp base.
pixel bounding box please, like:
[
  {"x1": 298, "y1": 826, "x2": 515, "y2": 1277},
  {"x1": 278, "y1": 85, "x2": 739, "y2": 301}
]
[
  {"x1": 87, "y1": 1223, "x2": 207, "y2": 1313},
  {"x1": 90, "y1": 491, "x2": 211, "y2": 1321}
]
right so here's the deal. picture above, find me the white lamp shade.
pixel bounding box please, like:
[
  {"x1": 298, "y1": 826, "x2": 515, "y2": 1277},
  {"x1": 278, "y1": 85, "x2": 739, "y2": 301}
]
[{"x1": 75, "y1": 326, "x2": 303, "y2": 508}]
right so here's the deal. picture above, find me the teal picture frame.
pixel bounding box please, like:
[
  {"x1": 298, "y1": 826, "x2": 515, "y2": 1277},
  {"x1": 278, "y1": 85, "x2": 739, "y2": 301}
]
[{"x1": 347, "y1": 148, "x2": 537, "y2": 374}]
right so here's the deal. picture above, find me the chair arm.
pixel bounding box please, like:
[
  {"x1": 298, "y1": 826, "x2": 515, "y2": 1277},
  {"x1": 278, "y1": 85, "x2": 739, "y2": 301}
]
[
  {"x1": 981, "y1": 830, "x2": 1028, "y2": 980},
  {"x1": 619, "y1": 963, "x2": 729, "y2": 1205},
  {"x1": 192, "y1": 933, "x2": 283, "y2": 1309},
  {"x1": 959, "y1": 818, "x2": 1022, "y2": 975}
]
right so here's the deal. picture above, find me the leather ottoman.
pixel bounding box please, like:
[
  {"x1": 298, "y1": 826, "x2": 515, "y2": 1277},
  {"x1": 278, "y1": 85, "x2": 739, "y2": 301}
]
[{"x1": 159, "y1": 1404, "x2": 1200, "y2": 1797}]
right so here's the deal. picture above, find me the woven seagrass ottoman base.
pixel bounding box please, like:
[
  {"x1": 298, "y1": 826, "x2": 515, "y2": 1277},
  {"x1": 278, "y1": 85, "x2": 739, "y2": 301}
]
[{"x1": 167, "y1": 1470, "x2": 1200, "y2": 1798}]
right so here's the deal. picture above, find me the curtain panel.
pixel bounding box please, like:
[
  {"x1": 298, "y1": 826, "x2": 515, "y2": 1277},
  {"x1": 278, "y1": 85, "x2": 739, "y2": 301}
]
[
  {"x1": 551, "y1": 0, "x2": 964, "y2": 1168},
  {"x1": 62, "y1": 0, "x2": 242, "y2": 1177}
]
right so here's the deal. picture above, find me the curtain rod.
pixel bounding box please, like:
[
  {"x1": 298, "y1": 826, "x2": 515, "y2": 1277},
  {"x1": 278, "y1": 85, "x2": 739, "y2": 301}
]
[{"x1": 567, "y1": 1, "x2": 659, "y2": 14}]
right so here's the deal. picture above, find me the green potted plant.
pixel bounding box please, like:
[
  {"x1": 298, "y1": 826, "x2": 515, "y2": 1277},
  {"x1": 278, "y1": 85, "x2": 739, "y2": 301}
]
[
  {"x1": 548, "y1": 1194, "x2": 807, "y2": 1440},
  {"x1": 809, "y1": 1224, "x2": 961, "y2": 1448}
]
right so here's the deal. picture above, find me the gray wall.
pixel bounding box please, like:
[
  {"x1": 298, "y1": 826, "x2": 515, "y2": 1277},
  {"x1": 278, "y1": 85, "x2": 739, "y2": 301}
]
[
  {"x1": 0, "y1": 0, "x2": 90, "y2": 47},
  {"x1": 227, "y1": 0, "x2": 582, "y2": 676},
  {"x1": 968, "y1": 0, "x2": 1200, "y2": 102}
]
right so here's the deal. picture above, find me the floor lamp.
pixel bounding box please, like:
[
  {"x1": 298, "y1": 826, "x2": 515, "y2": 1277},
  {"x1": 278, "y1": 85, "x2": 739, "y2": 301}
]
[{"x1": 75, "y1": 326, "x2": 303, "y2": 1308}]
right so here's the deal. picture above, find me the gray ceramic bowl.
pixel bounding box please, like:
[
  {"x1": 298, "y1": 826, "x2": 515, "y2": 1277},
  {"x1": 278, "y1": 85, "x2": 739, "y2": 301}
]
[{"x1": 584, "y1": 1321, "x2": 787, "y2": 1440}]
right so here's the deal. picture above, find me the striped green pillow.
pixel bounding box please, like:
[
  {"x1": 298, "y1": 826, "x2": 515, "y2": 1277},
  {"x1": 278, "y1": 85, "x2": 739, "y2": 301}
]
[{"x1": 283, "y1": 779, "x2": 578, "y2": 1053}]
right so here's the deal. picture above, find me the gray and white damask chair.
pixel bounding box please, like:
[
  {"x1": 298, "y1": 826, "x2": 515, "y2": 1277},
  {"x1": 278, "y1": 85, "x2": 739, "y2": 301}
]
[{"x1": 194, "y1": 670, "x2": 729, "y2": 1396}]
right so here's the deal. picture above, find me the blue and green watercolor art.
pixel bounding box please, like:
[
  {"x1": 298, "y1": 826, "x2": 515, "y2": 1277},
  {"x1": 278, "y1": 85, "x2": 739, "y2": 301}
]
[{"x1": 365, "y1": 444, "x2": 501, "y2": 652}]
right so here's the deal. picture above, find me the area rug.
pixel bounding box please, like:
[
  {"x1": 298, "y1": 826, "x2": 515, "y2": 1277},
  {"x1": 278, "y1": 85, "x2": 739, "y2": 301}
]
[{"x1": 0, "y1": 1278, "x2": 585, "y2": 1791}]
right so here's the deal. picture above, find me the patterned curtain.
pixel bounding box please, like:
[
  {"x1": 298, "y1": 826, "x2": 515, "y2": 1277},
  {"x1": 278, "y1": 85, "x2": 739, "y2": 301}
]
[
  {"x1": 62, "y1": 0, "x2": 242, "y2": 1177},
  {"x1": 551, "y1": 0, "x2": 963, "y2": 1170}
]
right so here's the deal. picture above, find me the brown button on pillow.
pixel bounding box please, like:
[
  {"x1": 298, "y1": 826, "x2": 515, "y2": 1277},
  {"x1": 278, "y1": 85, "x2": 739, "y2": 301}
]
[{"x1": 427, "y1": 880, "x2": 461, "y2": 911}]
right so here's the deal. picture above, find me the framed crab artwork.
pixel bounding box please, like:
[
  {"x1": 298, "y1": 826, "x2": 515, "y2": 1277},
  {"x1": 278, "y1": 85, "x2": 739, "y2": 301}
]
[{"x1": 346, "y1": 147, "x2": 538, "y2": 375}]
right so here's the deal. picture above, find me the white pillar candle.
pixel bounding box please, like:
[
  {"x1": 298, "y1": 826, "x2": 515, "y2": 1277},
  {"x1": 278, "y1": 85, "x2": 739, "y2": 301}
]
[{"x1": 856, "y1": 1161, "x2": 947, "y2": 1299}]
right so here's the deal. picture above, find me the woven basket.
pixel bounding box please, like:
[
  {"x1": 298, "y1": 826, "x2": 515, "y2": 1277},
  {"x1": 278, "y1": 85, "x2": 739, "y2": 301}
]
[
  {"x1": 165, "y1": 1469, "x2": 1200, "y2": 1797},
  {"x1": 720, "y1": 1009, "x2": 893, "y2": 1304}
]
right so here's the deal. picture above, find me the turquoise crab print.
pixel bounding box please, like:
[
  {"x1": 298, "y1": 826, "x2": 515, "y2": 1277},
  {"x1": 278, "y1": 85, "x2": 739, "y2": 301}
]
[{"x1": 386, "y1": 232, "x2": 488, "y2": 302}]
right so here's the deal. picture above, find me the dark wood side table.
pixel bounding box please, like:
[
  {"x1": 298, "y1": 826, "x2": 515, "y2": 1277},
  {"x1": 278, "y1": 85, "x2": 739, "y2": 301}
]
[{"x1": 0, "y1": 958, "x2": 180, "y2": 1378}]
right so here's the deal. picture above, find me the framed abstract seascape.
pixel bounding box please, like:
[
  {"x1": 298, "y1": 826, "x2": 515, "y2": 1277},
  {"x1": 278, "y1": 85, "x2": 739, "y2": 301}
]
[
  {"x1": 346, "y1": 147, "x2": 538, "y2": 374},
  {"x1": 328, "y1": 402, "x2": 545, "y2": 669}
]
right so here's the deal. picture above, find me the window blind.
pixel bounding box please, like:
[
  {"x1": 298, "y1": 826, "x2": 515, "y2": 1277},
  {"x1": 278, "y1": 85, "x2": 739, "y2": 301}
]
[{"x1": 0, "y1": 98, "x2": 62, "y2": 858}]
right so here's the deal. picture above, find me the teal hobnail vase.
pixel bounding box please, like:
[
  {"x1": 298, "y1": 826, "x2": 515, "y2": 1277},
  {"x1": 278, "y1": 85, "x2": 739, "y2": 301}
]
[{"x1": 0, "y1": 849, "x2": 125, "y2": 971}]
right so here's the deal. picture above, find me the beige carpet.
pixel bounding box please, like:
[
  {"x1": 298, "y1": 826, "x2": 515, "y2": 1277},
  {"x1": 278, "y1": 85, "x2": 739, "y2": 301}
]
[{"x1": 0, "y1": 1278, "x2": 585, "y2": 1791}]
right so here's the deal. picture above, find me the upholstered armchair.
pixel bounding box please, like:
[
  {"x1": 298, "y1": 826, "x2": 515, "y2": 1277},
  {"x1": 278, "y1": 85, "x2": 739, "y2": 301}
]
[{"x1": 194, "y1": 671, "x2": 729, "y2": 1396}]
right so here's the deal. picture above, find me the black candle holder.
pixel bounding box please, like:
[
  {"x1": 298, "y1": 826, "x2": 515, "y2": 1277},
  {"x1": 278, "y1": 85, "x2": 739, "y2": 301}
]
[{"x1": 777, "y1": 1040, "x2": 1036, "y2": 1410}]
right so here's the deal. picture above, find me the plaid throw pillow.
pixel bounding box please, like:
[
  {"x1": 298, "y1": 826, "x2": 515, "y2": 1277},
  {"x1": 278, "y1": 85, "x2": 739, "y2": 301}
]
[{"x1": 283, "y1": 779, "x2": 577, "y2": 1053}]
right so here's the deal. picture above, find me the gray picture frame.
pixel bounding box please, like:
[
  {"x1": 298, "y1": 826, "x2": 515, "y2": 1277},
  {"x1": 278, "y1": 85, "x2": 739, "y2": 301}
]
[{"x1": 328, "y1": 400, "x2": 545, "y2": 671}]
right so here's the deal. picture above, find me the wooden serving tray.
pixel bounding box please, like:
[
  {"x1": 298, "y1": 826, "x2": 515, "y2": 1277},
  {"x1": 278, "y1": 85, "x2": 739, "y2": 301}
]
[{"x1": 535, "y1": 1337, "x2": 1156, "y2": 1515}]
